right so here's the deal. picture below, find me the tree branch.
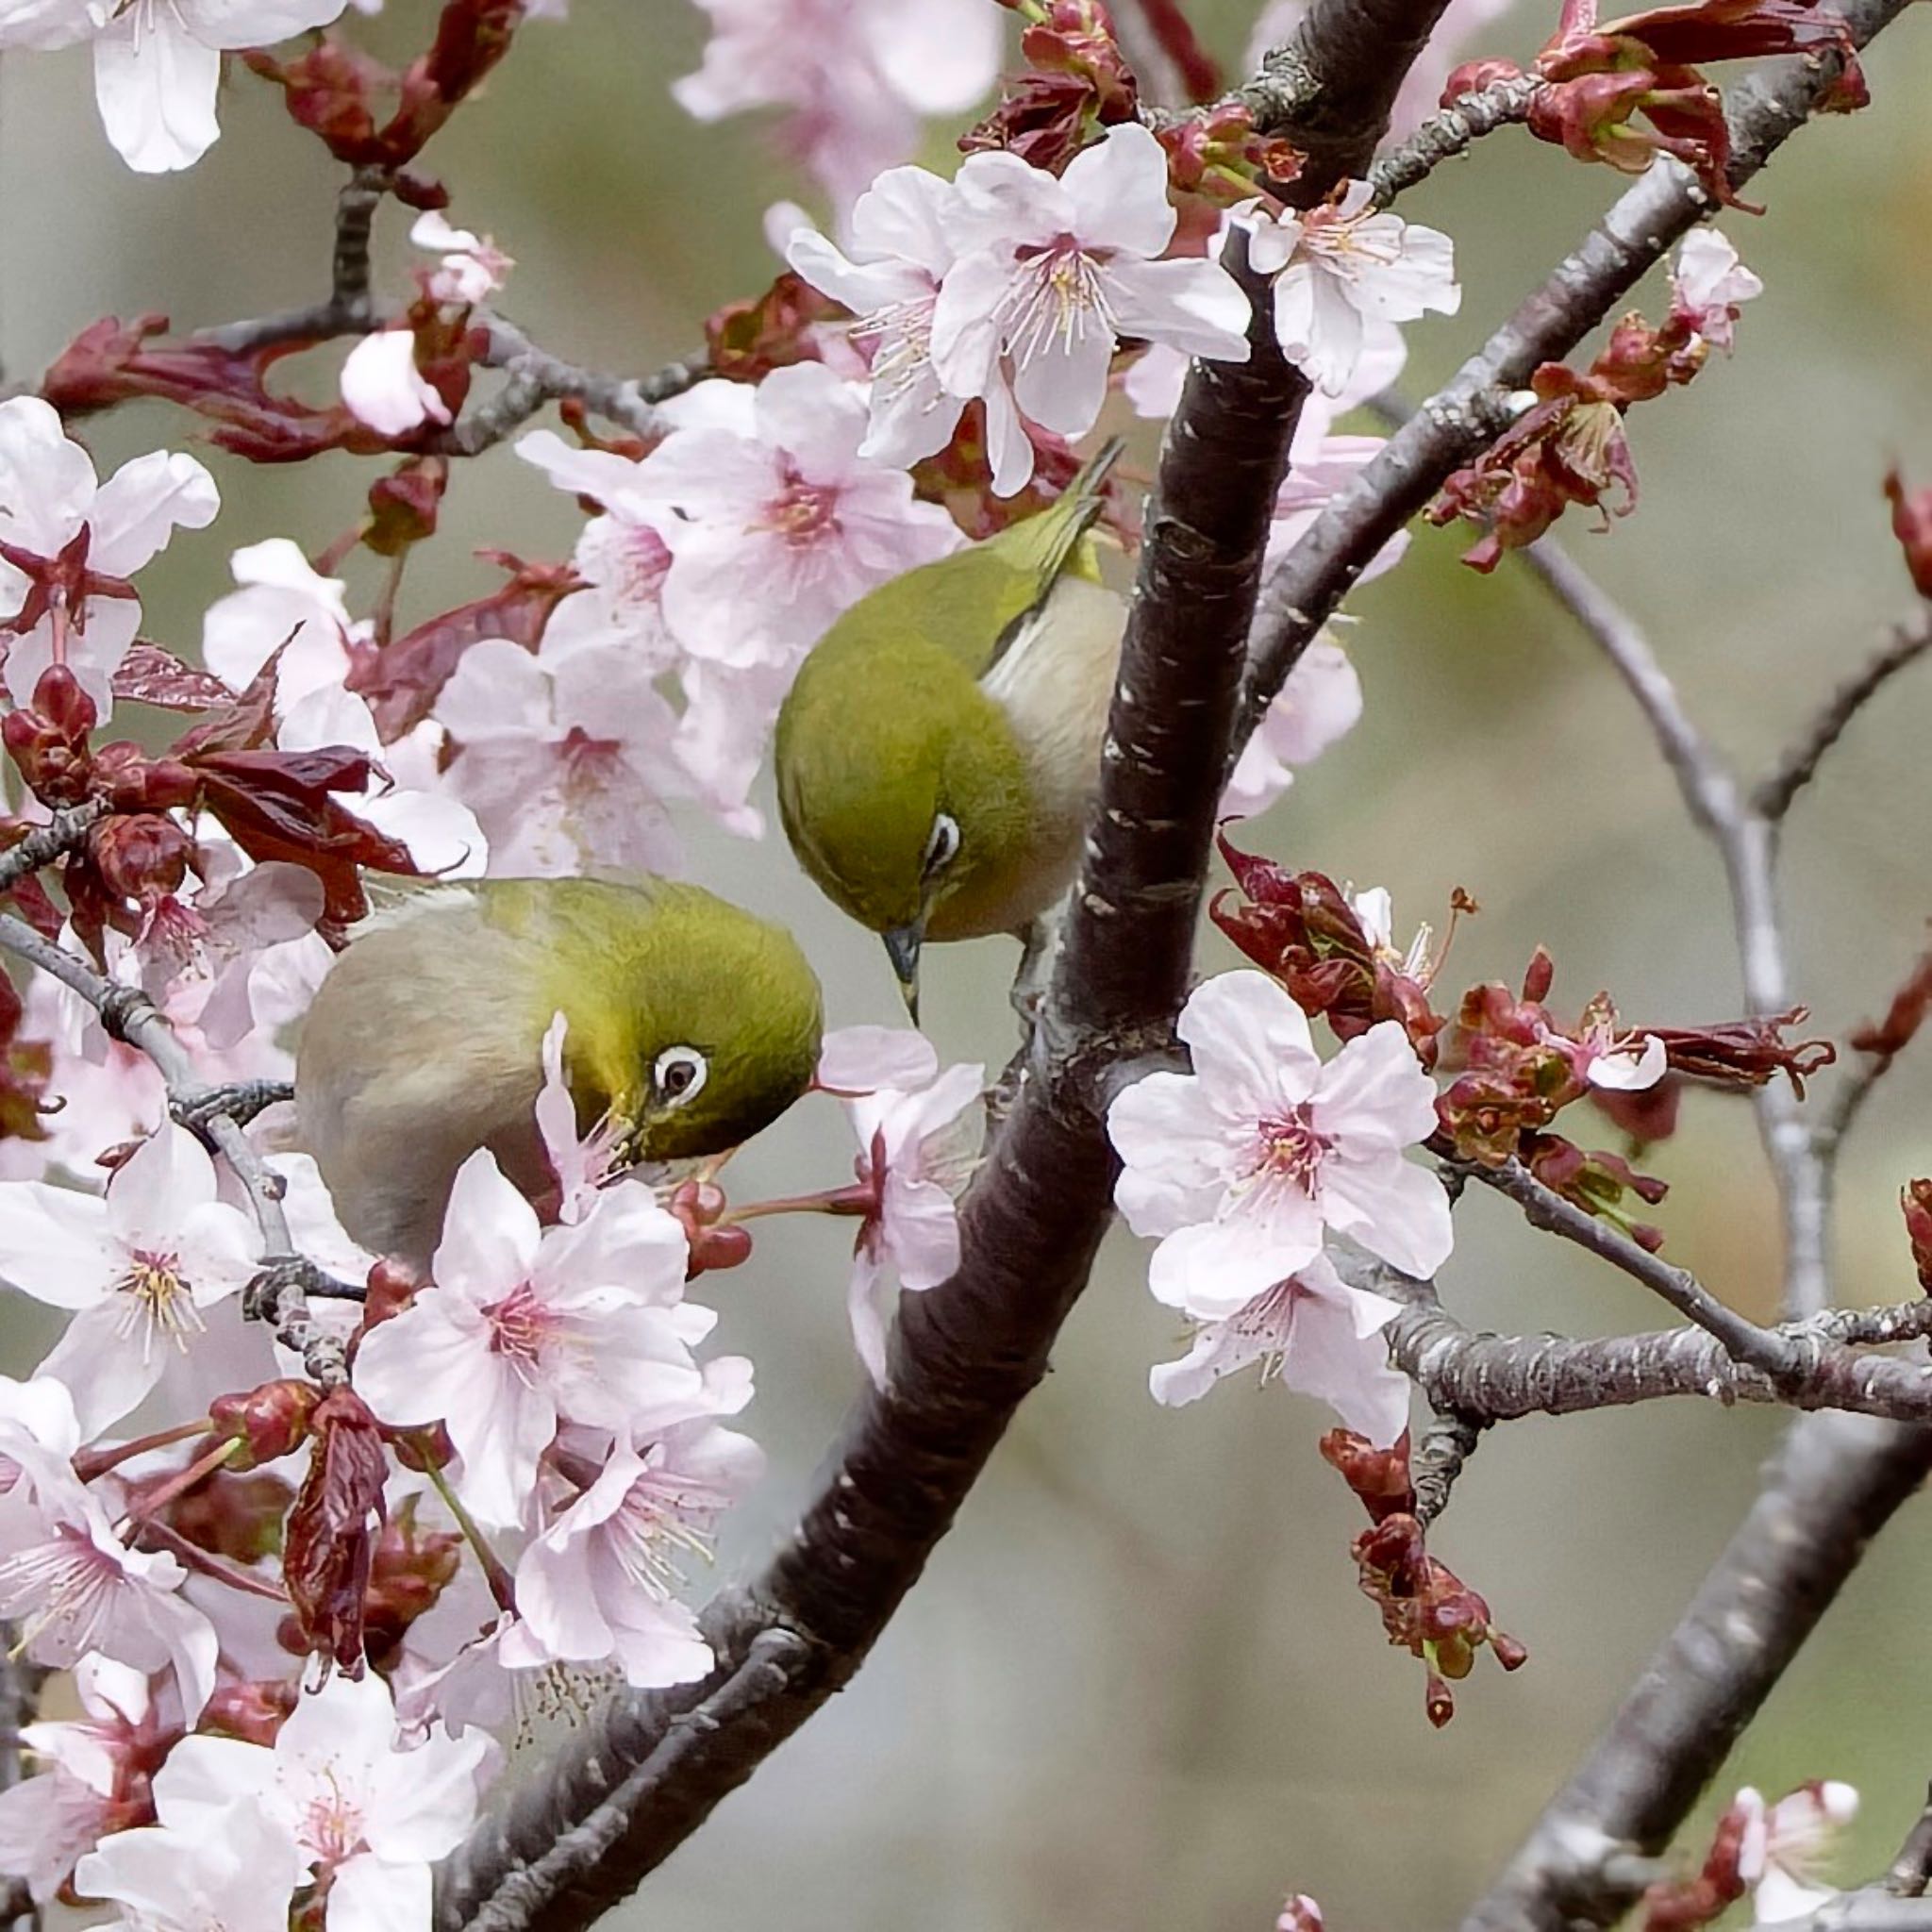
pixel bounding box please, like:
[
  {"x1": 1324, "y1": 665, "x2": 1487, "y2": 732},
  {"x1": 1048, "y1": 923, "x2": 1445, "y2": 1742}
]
[
  {"x1": 1236, "y1": 0, "x2": 1904, "y2": 755},
  {"x1": 1368, "y1": 75, "x2": 1546, "y2": 207},
  {"x1": 1462, "y1": 1413, "x2": 1932, "y2": 1932},
  {"x1": 1754, "y1": 611, "x2": 1932, "y2": 822}
]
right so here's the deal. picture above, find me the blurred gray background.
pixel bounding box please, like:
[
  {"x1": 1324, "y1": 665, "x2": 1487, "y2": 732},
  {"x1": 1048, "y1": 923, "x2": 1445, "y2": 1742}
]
[{"x1": 6, "y1": 4, "x2": 1932, "y2": 1926}]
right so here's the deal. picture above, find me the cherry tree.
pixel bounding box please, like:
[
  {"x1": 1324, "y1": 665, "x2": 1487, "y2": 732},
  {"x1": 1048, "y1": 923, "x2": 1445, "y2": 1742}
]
[{"x1": 0, "y1": 3, "x2": 1923, "y2": 1931}]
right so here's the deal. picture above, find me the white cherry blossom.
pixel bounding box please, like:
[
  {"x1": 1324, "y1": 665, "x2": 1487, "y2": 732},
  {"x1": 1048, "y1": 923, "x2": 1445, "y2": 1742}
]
[
  {"x1": 353, "y1": 1150, "x2": 708, "y2": 1528},
  {"x1": 0, "y1": 396, "x2": 218, "y2": 716},
  {"x1": 1108, "y1": 972, "x2": 1452, "y2": 1319},
  {"x1": 1150, "y1": 1248, "x2": 1410, "y2": 1445},
  {"x1": 1671, "y1": 227, "x2": 1764, "y2": 355},
  {"x1": 1223, "y1": 635, "x2": 1365, "y2": 821},
  {"x1": 0, "y1": 1123, "x2": 257, "y2": 1437},
  {"x1": 1248, "y1": 185, "x2": 1459, "y2": 398},
  {"x1": 933, "y1": 124, "x2": 1252, "y2": 492},
  {"x1": 340, "y1": 328, "x2": 452, "y2": 438},
  {"x1": 1737, "y1": 1783, "x2": 1859, "y2": 1924},
  {"x1": 432, "y1": 635, "x2": 683, "y2": 877},
  {"x1": 76, "y1": 1802, "x2": 299, "y2": 1932},
  {"x1": 144, "y1": 1671, "x2": 492, "y2": 1932},
  {"x1": 200, "y1": 538, "x2": 357, "y2": 714},
  {"x1": 410, "y1": 210, "x2": 513, "y2": 307},
  {"x1": 843, "y1": 1060, "x2": 983, "y2": 1384}
]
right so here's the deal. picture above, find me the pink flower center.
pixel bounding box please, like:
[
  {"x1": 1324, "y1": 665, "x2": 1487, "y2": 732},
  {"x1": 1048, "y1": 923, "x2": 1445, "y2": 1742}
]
[
  {"x1": 604, "y1": 1464, "x2": 728, "y2": 1603},
  {"x1": 113, "y1": 1247, "x2": 203, "y2": 1361},
  {"x1": 0, "y1": 1524, "x2": 125, "y2": 1661},
  {"x1": 1255, "y1": 1107, "x2": 1332, "y2": 1191},
  {"x1": 484, "y1": 1281, "x2": 561, "y2": 1386},
  {"x1": 1001, "y1": 235, "x2": 1116, "y2": 364},
  {"x1": 558, "y1": 724, "x2": 625, "y2": 802},
  {"x1": 605, "y1": 520, "x2": 673, "y2": 611},
  {"x1": 1223, "y1": 1279, "x2": 1305, "y2": 1384},
  {"x1": 1298, "y1": 207, "x2": 1404, "y2": 277},
  {"x1": 758, "y1": 463, "x2": 841, "y2": 547},
  {"x1": 297, "y1": 1769, "x2": 369, "y2": 1870}
]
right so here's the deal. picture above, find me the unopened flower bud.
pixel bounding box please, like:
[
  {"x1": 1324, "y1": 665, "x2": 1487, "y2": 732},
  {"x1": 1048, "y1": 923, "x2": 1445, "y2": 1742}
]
[{"x1": 211, "y1": 1377, "x2": 322, "y2": 1468}]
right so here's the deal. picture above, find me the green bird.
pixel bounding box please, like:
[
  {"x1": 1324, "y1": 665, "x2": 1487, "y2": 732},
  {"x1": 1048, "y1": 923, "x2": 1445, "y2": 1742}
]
[
  {"x1": 294, "y1": 876, "x2": 824, "y2": 1263},
  {"x1": 774, "y1": 442, "x2": 1127, "y2": 1015}
]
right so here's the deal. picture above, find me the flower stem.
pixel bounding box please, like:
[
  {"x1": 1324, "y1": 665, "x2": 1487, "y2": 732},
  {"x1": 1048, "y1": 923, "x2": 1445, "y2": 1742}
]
[
  {"x1": 74, "y1": 1417, "x2": 214, "y2": 1485},
  {"x1": 726, "y1": 1184, "x2": 874, "y2": 1225},
  {"x1": 120, "y1": 1436, "x2": 242, "y2": 1523},
  {"x1": 419, "y1": 1440, "x2": 516, "y2": 1613}
]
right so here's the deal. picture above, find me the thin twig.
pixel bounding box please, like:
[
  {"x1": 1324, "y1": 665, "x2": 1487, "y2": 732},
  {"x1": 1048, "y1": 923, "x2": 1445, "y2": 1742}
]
[
  {"x1": 1410, "y1": 1403, "x2": 1489, "y2": 1524},
  {"x1": 1368, "y1": 75, "x2": 1545, "y2": 207},
  {"x1": 0, "y1": 800, "x2": 110, "y2": 894},
  {"x1": 1887, "y1": 1787, "x2": 1932, "y2": 1897},
  {"x1": 0, "y1": 913, "x2": 345, "y2": 1386},
  {"x1": 1754, "y1": 613, "x2": 1932, "y2": 822},
  {"x1": 1454, "y1": 1158, "x2": 1803, "y2": 1377}
]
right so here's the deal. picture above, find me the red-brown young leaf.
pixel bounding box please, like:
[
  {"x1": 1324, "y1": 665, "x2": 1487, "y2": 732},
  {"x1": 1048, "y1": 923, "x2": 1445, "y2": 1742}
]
[
  {"x1": 1648, "y1": 1010, "x2": 1835, "y2": 1093},
  {"x1": 284, "y1": 1387, "x2": 389, "y2": 1675},
  {"x1": 112, "y1": 643, "x2": 237, "y2": 714},
  {"x1": 1588, "y1": 0, "x2": 1854, "y2": 66},
  {"x1": 361, "y1": 1496, "x2": 464, "y2": 1673},
  {"x1": 167, "y1": 650, "x2": 284, "y2": 761},
  {"x1": 1901, "y1": 1180, "x2": 1932, "y2": 1293},
  {"x1": 348, "y1": 554, "x2": 579, "y2": 739},
  {"x1": 703, "y1": 275, "x2": 844, "y2": 385}
]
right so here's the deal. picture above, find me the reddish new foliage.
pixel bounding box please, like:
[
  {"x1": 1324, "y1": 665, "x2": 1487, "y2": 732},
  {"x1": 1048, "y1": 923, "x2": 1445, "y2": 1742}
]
[
  {"x1": 283, "y1": 1387, "x2": 390, "y2": 1675},
  {"x1": 964, "y1": 0, "x2": 1141, "y2": 172}
]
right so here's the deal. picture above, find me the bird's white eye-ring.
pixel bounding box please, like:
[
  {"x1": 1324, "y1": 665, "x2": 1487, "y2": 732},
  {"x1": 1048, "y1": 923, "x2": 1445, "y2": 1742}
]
[
  {"x1": 653, "y1": 1046, "x2": 708, "y2": 1108},
  {"x1": 924, "y1": 812, "x2": 960, "y2": 876}
]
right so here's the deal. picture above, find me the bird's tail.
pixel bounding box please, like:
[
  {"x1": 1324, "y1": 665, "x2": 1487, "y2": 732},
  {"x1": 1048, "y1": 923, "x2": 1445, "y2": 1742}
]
[{"x1": 1022, "y1": 435, "x2": 1126, "y2": 589}]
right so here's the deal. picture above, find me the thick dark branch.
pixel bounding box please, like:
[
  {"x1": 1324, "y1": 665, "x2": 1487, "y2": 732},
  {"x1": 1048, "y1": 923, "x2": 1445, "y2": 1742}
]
[
  {"x1": 1368, "y1": 75, "x2": 1546, "y2": 207},
  {"x1": 1386, "y1": 1274, "x2": 1932, "y2": 1424},
  {"x1": 1755, "y1": 611, "x2": 1932, "y2": 822},
  {"x1": 1462, "y1": 1413, "x2": 1932, "y2": 1932},
  {"x1": 1236, "y1": 0, "x2": 1905, "y2": 752}
]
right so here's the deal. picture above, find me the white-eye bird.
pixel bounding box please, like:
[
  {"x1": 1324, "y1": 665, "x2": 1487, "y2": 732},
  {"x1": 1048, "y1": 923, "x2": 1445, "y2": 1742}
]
[
  {"x1": 774, "y1": 441, "x2": 1126, "y2": 1013},
  {"x1": 294, "y1": 875, "x2": 824, "y2": 1262}
]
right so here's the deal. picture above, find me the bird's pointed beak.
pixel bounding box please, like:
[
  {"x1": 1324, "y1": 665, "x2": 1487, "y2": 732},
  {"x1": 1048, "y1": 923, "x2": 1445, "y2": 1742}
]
[{"x1": 883, "y1": 922, "x2": 924, "y2": 1024}]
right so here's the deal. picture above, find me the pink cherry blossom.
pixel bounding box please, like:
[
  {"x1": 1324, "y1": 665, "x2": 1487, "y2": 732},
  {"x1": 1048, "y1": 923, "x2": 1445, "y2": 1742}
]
[
  {"x1": 1670, "y1": 227, "x2": 1763, "y2": 356},
  {"x1": 1248, "y1": 186, "x2": 1460, "y2": 398},
  {"x1": 815, "y1": 1024, "x2": 941, "y2": 1096},
  {"x1": 512, "y1": 1384, "x2": 763, "y2": 1690},
  {"x1": 1581, "y1": 1031, "x2": 1668, "y2": 1091},
  {"x1": 432, "y1": 635, "x2": 683, "y2": 876},
  {"x1": 1108, "y1": 972, "x2": 1452, "y2": 1319},
  {"x1": 1736, "y1": 1782, "x2": 1858, "y2": 1924},
  {"x1": 0, "y1": 396, "x2": 218, "y2": 717},
  {"x1": 200, "y1": 538, "x2": 357, "y2": 714},
  {"x1": 843, "y1": 1061, "x2": 984, "y2": 1384},
  {"x1": 75, "y1": 1802, "x2": 300, "y2": 1932},
  {"x1": 933, "y1": 125, "x2": 1252, "y2": 493},
  {"x1": 76, "y1": 0, "x2": 350, "y2": 173},
  {"x1": 786, "y1": 166, "x2": 967, "y2": 471},
  {"x1": 675, "y1": 0, "x2": 1000, "y2": 217},
  {"x1": 0, "y1": 1122, "x2": 258, "y2": 1437},
  {"x1": 0, "y1": 1449, "x2": 219, "y2": 1718},
  {"x1": 353, "y1": 1150, "x2": 708, "y2": 1528},
  {"x1": 535, "y1": 1013, "x2": 622, "y2": 1225},
  {"x1": 411, "y1": 209, "x2": 513, "y2": 307},
  {"x1": 340, "y1": 328, "x2": 452, "y2": 438},
  {"x1": 1222, "y1": 635, "x2": 1365, "y2": 820},
  {"x1": 1150, "y1": 1249, "x2": 1410, "y2": 1444},
  {"x1": 0, "y1": 1656, "x2": 171, "y2": 1903},
  {"x1": 631, "y1": 360, "x2": 965, "y2": 670},
  {"x1": 147, "y1": 1670, "x2": 493, "y2": 1932}
]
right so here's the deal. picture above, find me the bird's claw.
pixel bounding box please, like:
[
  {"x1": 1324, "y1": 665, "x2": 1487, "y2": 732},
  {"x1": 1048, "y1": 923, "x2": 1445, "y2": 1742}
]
[{"x1": 244, "y1": 1255, "x2": 365, "y2": 1324}]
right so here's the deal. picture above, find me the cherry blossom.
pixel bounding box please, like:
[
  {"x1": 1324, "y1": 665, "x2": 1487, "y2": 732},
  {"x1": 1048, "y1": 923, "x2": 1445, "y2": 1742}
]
[
  {"x1": 1150, "y1": 1249, "x2": 1410, "y2": 1445},
  {"x1": 1736, "y1": 1782, "x2": 1858, "y2": 1924},
  {"x1": 411, "y1": 210, "x2": 513, "y2": 307},
  {"x1": 1247, "y1": 186, "x2": 1460, "y2": 398},
  {"x1": 534, "y1": 1013, "x2": 622, "y2": 1225},
  {"x1": 628, "y1": 360, "x2": 965, "y2": 670},
  {"x1": 0, "y1": 1122, "x2": 258, "y2": 1437},
  {"x1": 933, "y1": 125, "x2": 1252, "y2": 491},
  {"x1": 815, "y1": 1024, "x2": 941, "y2": 1096},
  {"x1": 675, "y1": 0, "x2": 1001, "y2": 217},
  {"x1": 842, "y1": 1060, "x2": 983, "y2": 1384},
  {"x1": 143, "y1": 1670, "x2": 492, "y2": 1932},
  {"x1": 0, "y1": 1655, "x2": 172, "y2": 1904},
  {"x1": 75, "y1": 1802, "x2": 300, "y2": 1932},
  {"x1": 1108, "y1": 972, "x2": 1452, "y2": 1320},
  {"x1": 0, "y1": 1448, "x2": 219, "y2": 1718},
  {"x1": 785, "y1": 166, "x2": 967, "y2": 471},
  {"x1": 0, "y1": 396, "x2": 218, "y2": 716},
  {"x1": 513, "y1": 1375, "x2": 763, "y2": 1690},
  {"x1": 432, "y1": 634, "x2": 684, "y2": 876},
  {"x1": 1580, "y1": 1029, "x2": 1668, "y2": 1091},
  {"x1": 340, "y1": 328, "x2": 452, "y2": 438},
  {"x1": 1670, "y1": 227, "x2": 1764, "y2": 356},
  {"x1": 1223, "y1": 635, "x2": 1365, "y2": 820},
  {"x1": 200, "y1": 538, "x2": 357, "y2": 714},
  {"x1": 353, "y1": 1150, "x2": 708, "y2": 1527}
]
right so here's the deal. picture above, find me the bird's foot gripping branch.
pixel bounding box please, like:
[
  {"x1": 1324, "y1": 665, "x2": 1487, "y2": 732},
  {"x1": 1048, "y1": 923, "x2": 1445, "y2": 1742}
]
[{"x1": 0, "y1": 3, "x2": 1924, "y2": 1932}]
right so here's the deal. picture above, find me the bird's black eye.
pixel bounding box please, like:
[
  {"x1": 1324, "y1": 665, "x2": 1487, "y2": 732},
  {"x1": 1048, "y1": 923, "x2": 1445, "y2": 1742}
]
[
  {"x1": 923, "y1": 812, "x2": 960, "y2": 877},
  {"x1": 653, "y1": 1045, "x2": 708, "y2": 1108}
]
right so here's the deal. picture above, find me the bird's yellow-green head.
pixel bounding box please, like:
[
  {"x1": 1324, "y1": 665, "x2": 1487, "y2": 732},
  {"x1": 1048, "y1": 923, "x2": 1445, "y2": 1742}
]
[
  {"x1": 774, "y1": 632, "x2": 1033, "y2": 1016},
  {"x1": 509, "y1": 876, "x2": 824, "y2": 1165}
]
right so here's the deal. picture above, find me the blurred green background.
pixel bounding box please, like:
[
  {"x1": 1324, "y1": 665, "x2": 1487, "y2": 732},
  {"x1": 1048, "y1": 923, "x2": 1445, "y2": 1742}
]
[{"x1": 6, "y1": 4, "x2": 1932, "y2": 1927}]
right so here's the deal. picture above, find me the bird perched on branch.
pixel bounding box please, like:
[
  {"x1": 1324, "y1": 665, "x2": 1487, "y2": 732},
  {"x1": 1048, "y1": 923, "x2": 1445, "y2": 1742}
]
[
  {"x1": 294, "y1": 876, "x2": 823, "y2": 1262},
  {"x1": 774, "y1": 441, "x2": 1127, "y2": 1017}
]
